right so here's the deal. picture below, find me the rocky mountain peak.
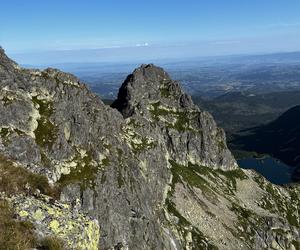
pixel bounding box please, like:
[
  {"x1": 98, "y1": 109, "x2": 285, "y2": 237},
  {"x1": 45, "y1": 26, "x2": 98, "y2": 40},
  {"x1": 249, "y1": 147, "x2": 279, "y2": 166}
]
[
  {"x1": 112, "y1": 64, "x2": 194, "y2": 118},
  {"x1": 132, "y1": 63, "x2": 170, "y2": 82},
  {"x1": 0, "y1": 46, "x2": 5, "y2": 57},
  {"x1": 0, "y1": 47, "x2": 18, "y2": 72},
  {"x1": 112, "y1": 64, "x2": 238, "y2": 170}
]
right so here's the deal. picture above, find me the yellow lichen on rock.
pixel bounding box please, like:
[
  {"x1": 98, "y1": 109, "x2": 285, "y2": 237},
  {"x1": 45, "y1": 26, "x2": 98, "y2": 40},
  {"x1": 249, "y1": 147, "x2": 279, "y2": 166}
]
[
  {"x1": 33, "y1": 209, "x2": 45, "y2": 221},
  {"x1": 77, "y1": 220, "x2": 100, "y2": 250},
  {"x1": 19, "y1": 210, "x2": 29, "y2": 217},
  {"x1": 49, "y1": 219, "x2": 60, "y2": 234},
  {"x1": 7, "y1": 194, "x2": 100, "y2": 249}
]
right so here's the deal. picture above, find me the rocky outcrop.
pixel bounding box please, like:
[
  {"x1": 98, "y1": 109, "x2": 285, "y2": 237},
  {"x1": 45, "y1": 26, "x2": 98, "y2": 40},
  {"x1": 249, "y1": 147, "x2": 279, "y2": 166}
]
[
  {"x1": 0, "y1": 48, "x2": 300, "y2": 249},
  {"x1": 112, "y1": 64, "x2": 237, "y2": 170},
  {"x1": 7, "y1": 193, "x2": 99, "y2": 250}
]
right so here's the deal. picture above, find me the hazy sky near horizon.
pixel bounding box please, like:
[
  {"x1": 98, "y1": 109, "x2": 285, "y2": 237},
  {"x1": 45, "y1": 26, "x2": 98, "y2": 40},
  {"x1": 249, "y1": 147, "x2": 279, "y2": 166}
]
[{"x1": 1, "y1": 0, "x2": 300, "y2": 64}]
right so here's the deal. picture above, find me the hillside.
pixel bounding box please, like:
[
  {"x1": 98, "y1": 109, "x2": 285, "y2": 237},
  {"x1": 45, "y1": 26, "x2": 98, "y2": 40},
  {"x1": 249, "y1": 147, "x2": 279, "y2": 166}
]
[
  {"x1": 0, "y1": 47, "x2": 300, "y2": 249},
  {"x1": 194, "y1": 91, "x2": 300, "y2": 133},
  {"x1": 232, "y1": 106, "x2": 300, "y2": 168}
]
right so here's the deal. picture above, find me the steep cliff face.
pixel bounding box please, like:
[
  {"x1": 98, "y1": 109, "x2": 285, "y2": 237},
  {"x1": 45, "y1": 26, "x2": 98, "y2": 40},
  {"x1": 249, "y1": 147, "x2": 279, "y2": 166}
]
[
  {"x1": 0, "y1": 48, "x2": 300, "y2": 250},
  {"x1": 112, "y1": 64, "x2": 237, "y2": 170}
]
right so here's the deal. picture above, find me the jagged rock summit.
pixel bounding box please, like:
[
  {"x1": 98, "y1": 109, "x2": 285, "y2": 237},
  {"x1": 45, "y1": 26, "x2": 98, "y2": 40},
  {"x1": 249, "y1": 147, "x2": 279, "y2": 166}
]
[
  {"x1": 113, "y1": 63, "x2": 238, "y2": 170},
  {"x1": 0, "y1": 46, "x2": 16, "y2": 65},
  {"x1": 0, "y1": 48, "x2": 300, "y2": 250},
  {"x1": 112, "y1": 64, "x2": 194, "y2": 117}
]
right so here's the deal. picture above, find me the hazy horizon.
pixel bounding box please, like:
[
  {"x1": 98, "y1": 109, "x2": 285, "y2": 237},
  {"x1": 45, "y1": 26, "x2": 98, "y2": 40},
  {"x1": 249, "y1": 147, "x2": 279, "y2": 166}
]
[
  {"x1": 2, "y1": 1, "x2": 300, "y2": 65},
  {"x1": 5, "y1": 44, "x2": 300, "y2": 66}
]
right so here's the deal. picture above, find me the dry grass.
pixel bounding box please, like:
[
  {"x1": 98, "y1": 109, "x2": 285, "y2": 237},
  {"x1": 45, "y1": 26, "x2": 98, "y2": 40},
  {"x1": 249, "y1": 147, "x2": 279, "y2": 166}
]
[
  {"x1": 0, "y1": 155, "x2": 59, "y2": 198},
  {"x1": 0, "y1": 200, "x2": 66, "y2": 249},
  {"x1": 0, "y1": 156, "x2": 67, "y2": 249},
  {"x1": 39, "y1": 236, "x2": 65, "y2": 250},
  {"x1": 0, "y1": 199, "x2": 36, "y2": 250}
]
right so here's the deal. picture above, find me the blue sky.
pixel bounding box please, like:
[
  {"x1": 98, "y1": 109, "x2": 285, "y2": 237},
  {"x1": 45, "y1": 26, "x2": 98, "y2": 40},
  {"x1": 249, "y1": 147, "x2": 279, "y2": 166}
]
[{"x1": 1, "y1": 0, "x2": 300, "y2": 64}]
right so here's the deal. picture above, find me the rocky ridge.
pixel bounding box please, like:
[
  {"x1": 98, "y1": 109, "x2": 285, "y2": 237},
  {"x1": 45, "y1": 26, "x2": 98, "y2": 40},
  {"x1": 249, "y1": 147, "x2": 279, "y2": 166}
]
[
  {"x1": 0, "y1": 47, "x2": 299, "y2": 249},
  {"x1": 112, "y1": 64, "x2": 237, "y2": 170}
]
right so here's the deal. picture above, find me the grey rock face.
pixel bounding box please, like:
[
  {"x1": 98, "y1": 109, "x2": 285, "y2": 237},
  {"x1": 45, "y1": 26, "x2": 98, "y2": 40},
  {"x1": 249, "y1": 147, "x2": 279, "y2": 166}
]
[
  {"x1": 0, "y1": 49, "x2": 300, "y2": 250},
  {"x1": 112, "y1": 64, "x2": 238, "y2": 170}
]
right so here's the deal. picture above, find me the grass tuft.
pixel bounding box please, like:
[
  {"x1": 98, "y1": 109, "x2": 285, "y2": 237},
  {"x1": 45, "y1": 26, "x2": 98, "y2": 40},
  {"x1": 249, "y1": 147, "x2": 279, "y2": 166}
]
[
  {"x1": 39, "y1": 236, "x2": 65, "y2": 250},
  {"x1": 0, "y1": 155, "x2": 59, "y2": 198},
  {"x1": 0, "y1": 199, "x2": 36, "y2": 250}
]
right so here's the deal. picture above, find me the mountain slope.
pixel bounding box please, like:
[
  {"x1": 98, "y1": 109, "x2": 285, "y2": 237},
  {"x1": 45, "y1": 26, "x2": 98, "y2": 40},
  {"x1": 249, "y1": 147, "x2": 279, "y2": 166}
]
[
  {"x1": 232, "y1": 105, "x2": 300, "y2": 167},
  {"x1": 0, "y1": 47, "x2": 300, "y2": 249},
  {"x1": 195, "y1": 91, "x2": 300, "y2": 133}
]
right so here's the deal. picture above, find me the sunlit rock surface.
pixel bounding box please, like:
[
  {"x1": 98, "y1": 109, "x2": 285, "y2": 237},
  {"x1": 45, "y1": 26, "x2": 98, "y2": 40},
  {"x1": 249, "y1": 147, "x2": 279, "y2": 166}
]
[{"x1": 0, "y1": 47, "x2": 300, "y2": 249}]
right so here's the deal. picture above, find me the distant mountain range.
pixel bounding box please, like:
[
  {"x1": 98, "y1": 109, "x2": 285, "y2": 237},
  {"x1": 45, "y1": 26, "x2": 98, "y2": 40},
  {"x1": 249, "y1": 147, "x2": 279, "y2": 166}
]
[
  {"x1": 232, "y1": 105, "x2": 300, "y2": 168},
  {"x1": 195, "y1": 91, "x2": 300, "y2": 133},
  {"x1": 18, "y1": 48, "x2": 300, "y2": 72}
]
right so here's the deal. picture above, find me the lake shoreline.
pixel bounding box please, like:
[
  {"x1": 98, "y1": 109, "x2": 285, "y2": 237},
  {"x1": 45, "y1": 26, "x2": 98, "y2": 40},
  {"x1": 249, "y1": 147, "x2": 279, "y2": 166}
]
[{"x1": 238, "y1": 156, "x2": 295, "y2": 185}]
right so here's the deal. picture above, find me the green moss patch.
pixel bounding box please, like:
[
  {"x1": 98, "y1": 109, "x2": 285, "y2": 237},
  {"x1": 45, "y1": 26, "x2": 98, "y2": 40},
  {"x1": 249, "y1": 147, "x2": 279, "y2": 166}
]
[
  {"x1": 58, "y1": 151, "x2": 109, "y2": 190},
  {"x1": 165, "y1": 160, "x2": 219, "y2": 249},
  {"x1": 215, "y1": 167, "x2": 248, "y2": 191},
  {"x1": 0, "y1": 127, "x2": 9, "y2": 138},
  {"x1": 131, "y1": 137, "x2": 155, "y2": 153},
  {"x1": 122, "y1": 122, "x2": 156, "y2": 154},
  {"x1": 263, "y1": 184, "x2": 300, "y2": 227},
  {"x1": 0, "y1": 127, "x2": 25, "y2": 146},
  {"x1": 32, "y1": 96, "x2": 58, "y2": 149},
  {"x1": 169, "y1": 160, "x2": 218, "y2": 201},
  {"x1": 58, "y1": 154, "x2": 96, "y2": 190},
  {"x1": 159, "y1": 80, "x2": 174, "y2": 98},
  {"x1": 1, "y1": 96, "x2": 14, "y2": 106},
  {"x1": 149, "y1": 102, "x2": 199, "y2": 132},
  {"x1": 160, "y1": 87, "x2": 171, "y2": 97}
]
